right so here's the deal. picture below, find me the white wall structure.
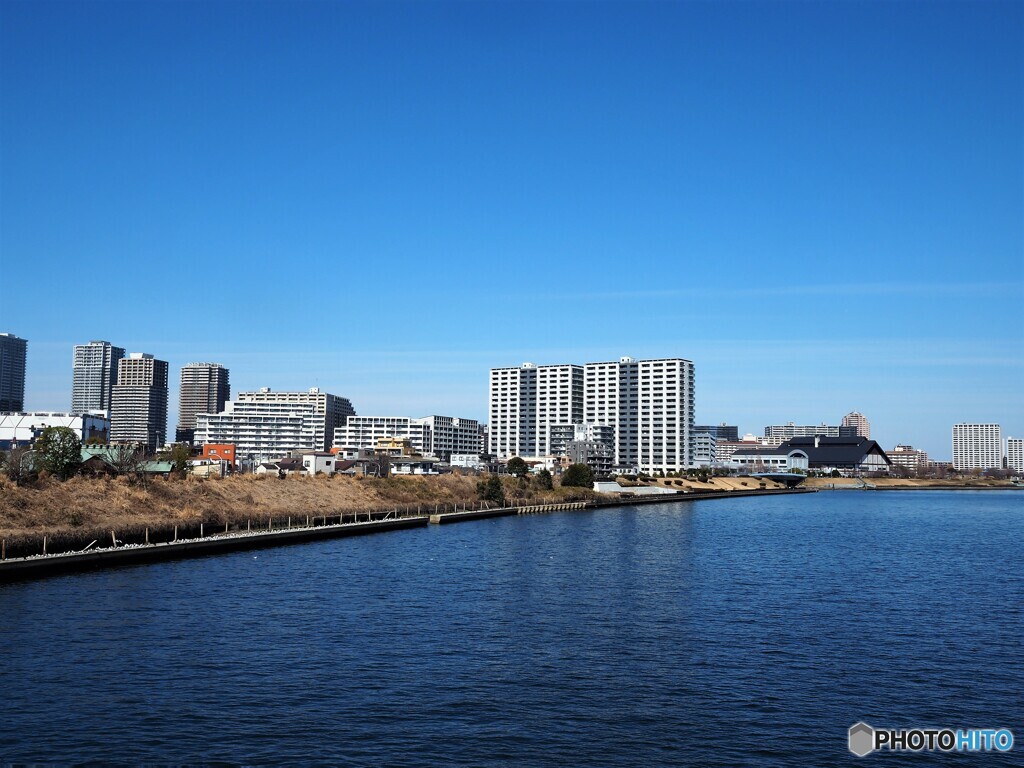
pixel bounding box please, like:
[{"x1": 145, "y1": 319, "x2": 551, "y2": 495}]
[
  {"x1": 842, "y1": 411, "x2": 871, "y2": 439},
  {"x1": 334, "y1": 415, "x2": 480, "y2": 459},
  {"x1": 1007, "y1": 438, "x2": 1024, "y2": 473},
  {"x1": 952, "y1": 423, "x2": 1003, "y2": 470},
  {"x1": 110, "y1": 353, "x2": 169, "y2": 452},
  {"x1": 0, "y1": 412, "x2": 110, "y2": 449},
  {"x1": 71, "y1": 340, "x2": 124, "y2": 416},
  {"x1": 196, "y1": 387, "x2": 355, "y2": 462}
]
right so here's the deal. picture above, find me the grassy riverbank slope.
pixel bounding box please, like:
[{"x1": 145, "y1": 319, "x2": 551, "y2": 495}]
[{"x1": 0, "y1": 473, "x2": 592, "y2": 544}]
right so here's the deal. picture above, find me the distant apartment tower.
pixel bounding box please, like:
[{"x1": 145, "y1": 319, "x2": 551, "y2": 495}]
[
  {"x1": 71, "y1": 340, "x2": 125, "y2": 415},
  {"x1": 335, "y1": 415, "x2": 481, "y2": 460},
  {"x1": 0, "y1": 333, "x2": 28, "y2": 412},
  {"x1": 692, "y1": 431, "x2": 717, "y2": 467},
  {"x1": 1007, "y1": 438, "x2": 1024, "y2": 474},
  {"x1": 196, "y1": 387, "x2": 355, "y2": 462},
  {"x1": 952, "y1": 423, "x2": 1002, "y2": 470},
  {"x1": 488, "y1": 363, "x2": 584, "y2": 458},
  {"x1": 842, "y1": 411, "x2": 871, "y2": 440},
  {"x1": 109, "y1": 353, "x2": 169, "y2": 452},
  {"x1": 763, "y1": 422, "x2": 857, "y2": 446},
  {"x1": 585, "y1": 357, "x2": 695, "y2": 472},
  {"x1": 886, "y1": 445, "x2": 930, "y2": 475},
  {"x1": 693, "y1": 424, "x2": 739, "y2": 443},
  {"x1": 176, "y1": 362, "x2": 230, "y2": 443}
]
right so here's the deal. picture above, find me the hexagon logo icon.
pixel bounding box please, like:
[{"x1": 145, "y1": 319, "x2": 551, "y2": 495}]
[{"x1": 849, "y1": 722, "x2": 875, "y2": 757}]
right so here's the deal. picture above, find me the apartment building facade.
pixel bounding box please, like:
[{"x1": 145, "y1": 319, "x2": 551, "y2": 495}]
[
  {"x1": 762, "y1": 422, "x2": 857, "y2": 446},
  {"x1": 585, "y1": 357, "x2": 695, "y2": 473},
  {"x1": 488, "y1": 363, "x2": 584, "y2": 459},
  {"x1": 952, "y1": 423, "x2": 1003, "y2": 470},
  {"x1": 1007, "y1": 438, "x2": 1023, "y2": 474},
  {"x1": 71, "y1": 340, "x2": 125, "y2": 415},
  {"x1": 109, "y1": 353, "x2": 169, "y2": 452},
  {"x1": 489, "y1": 356, "x2": 695, "y2": 473},
  {"x1": 195, "y1": 387, "x2": 355, "y2": 462},
  {"x1": 334, "y1": 414, "x2": 481, "y2": 459}
]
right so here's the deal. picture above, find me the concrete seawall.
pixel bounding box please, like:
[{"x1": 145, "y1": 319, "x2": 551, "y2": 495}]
[
  {"x1": 0, "y1": 487, "x2": 814, "y2": 582},
  {"x1": 0, "y1": 516, "x2": 427, "y2": 582}
]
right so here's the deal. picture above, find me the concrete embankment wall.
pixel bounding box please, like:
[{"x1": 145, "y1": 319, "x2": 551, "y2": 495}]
[
  {"x1": 0, "y1": 487, "x2": 813, "y2": 582},
  {"x1": 0, "y1": 516, "x2": 427, "y2": 582}
]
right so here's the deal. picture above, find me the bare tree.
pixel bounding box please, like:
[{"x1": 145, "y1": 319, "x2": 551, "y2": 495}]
[
  {"x1": 3, "y1": 446, "x2": 36, "y2": 486},
  {"x1": 107, "y1": 443, "x2": 146, "y2": 485}
]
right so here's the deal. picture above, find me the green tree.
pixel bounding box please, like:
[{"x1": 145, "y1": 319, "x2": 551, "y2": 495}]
[
  {"x1": 35, "y1": 427, "x2": 81, "y2": 480},
  {"x1": 561, "y1": 463, "x2": 594, "y2": 488},
  {"x1": 476, "y1": 475, "x2": 506, "y2": 505},
  {"x1": 534, "y1": 468, "x2": 554, "y2": 491},
  {"x1": 159, "y1": 443, "x2": 194, "y2": 476},
  {"x1": 506, "y1": 456, "x2": 529, "y2": 478}
]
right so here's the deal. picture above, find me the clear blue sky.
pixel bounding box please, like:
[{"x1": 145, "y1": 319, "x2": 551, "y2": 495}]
[{"x1": 1, "y1": 0, "x2": 1021, "y2": 460}]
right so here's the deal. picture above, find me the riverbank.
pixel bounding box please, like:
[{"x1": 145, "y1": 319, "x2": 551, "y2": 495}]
[
  {"x1": 0, "y1": 473, "x2": 592, "y2": 558},
  {"x1": 0, "y1": 486, "x2": 812, "y2": 581},
  {"x1": 803, "y1": 477, "x2": 1023, "y2": 490}
]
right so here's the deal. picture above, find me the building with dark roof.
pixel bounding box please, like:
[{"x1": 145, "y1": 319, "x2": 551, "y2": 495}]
[{"x1": 731, "y1": 436, "x2": 891, "y2": 475}]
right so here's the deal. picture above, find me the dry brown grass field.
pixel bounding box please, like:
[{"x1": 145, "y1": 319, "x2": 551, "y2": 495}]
[{"x1": 0, "y1": 472, "x2": 591, "y2": 549}]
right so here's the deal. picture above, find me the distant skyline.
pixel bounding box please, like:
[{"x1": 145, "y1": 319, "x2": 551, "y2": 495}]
[{"x1": 2, "y1": 1, "x2": 1021, "y2": 460}]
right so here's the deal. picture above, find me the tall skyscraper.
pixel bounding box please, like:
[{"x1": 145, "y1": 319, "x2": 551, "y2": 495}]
[
  {"x1": 110, "y1": 353, "x2": 169, "y2": 452},
  {"x1": 489, "y1": 355, "x2": 695, "y2": 473},
  {"x1": 71, "y1": 340, "x2": 125, "y2": 415},
  {"x1": 842, "y1": 411, "x2": 871, "y2": 439},
  {"x1": 0, "y1": 333, "x2": 27, "y2": 412},
  {"x1": 176, "y1": 362, "x2": 230, "y2": 443},
  {"x1": 952, "y1": 423, "x2": 1002, "y2": 471}
]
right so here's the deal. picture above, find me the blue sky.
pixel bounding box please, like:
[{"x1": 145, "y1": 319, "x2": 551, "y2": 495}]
[{"x1": 1, "y1": 0, "x2": 1021, "y2": 459}]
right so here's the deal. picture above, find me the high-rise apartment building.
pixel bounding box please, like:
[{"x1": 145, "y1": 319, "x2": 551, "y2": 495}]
[
  {"x1": 109, "y1": 353, "x2": 169, "y2": 452},
  {"x1": 488, "y1": 363, "x2": 583, "y2": 459},
  {"x1": 842, "y1": 411, "x2": 871, "y2": 440},
  {"x1": 489, "y1": 356, "x2": 695, "y2": 473},
  {"x1": 1007, "y1": 438, "x2": 1024, "y2": 474},
  {"x1": 196, "y1": 387, "x2": 355, "y2": 462},
  {"x1": 176, "y1": 362, "x2": 230, "y2": 443},
  {"x1": 952, "y1": 423, "x2": 1002, "y2": 470},
  {"x1": 585, "y1": 357, "x2": 695, "y2": 473},
  {"x1": 0, "y1": 333, "x2": 28, "y2": 412},
  {"x1": 71, "y1": 340, "x2": 125, "y2": 415}
]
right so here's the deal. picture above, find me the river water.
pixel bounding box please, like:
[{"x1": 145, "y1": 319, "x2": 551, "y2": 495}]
[{"x1": 1, "y1": 491, "x2": 1021, "y2": 765}]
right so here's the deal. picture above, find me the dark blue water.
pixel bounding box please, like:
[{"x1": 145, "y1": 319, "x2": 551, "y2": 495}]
[{"x1": 1, "y1": 491, "x2": 1021, "y2": 765}]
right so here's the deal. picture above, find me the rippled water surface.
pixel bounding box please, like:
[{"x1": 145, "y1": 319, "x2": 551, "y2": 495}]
[{"x1": 1, "y1": 491, "x2": 1022, "y2": 765}]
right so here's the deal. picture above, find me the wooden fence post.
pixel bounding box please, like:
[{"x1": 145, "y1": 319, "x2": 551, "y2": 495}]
[{"x1": 43, "y1": 535, "x2": 47, "y2": 556}]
